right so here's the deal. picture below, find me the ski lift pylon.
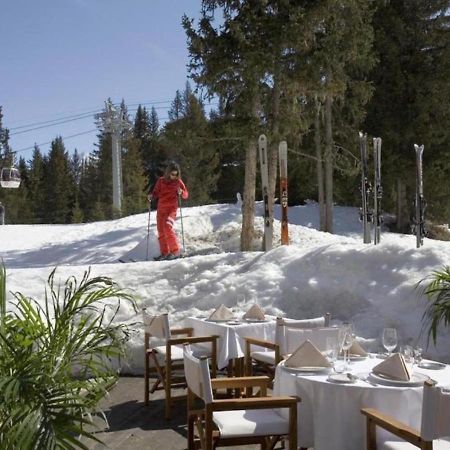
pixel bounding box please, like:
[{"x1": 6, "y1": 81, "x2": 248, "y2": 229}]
[{"x1": 0, "y1": 167, "x2": 21, "y2": 189}]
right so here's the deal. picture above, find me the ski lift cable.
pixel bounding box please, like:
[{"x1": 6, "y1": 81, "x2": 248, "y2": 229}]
[
  {"x1": 9, "y1": 100, "x2": 218, "y2": 133},
  {"x1": 7, "y1": 100, "x2": 176, "y2": 131},
  {"x1": 10, "y1": 113, "x2": 98, "y2": 136},
  {"x1": 13, "y1": 129, "x2": 98, "y2": 154},
  {"x1": 7, "y1": 100, "x2": 174, "y2": 130},
  {"x1": 9, "y1": 109, "x2": 103, "y2": 131}
]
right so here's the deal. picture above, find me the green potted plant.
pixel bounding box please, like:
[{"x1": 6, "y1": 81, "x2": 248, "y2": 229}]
[
  {"x1": 418, "y1": 266, "x2": 450, "y2": 344},
  {"x1": 0, "y1": 264, "x2": 137, "y2": 449}
]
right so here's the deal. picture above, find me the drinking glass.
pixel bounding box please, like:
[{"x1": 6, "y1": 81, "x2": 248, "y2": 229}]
[
  {"x1": 382, "y1": 328, "x2": 398, "y2": 356},
  {"x1": 413, "y1": 346, "x2": 422, "y2": 366},
  {"x1": 325, "y1": 337, "x2": 340, "y2": 370},
  {"x1": 341, "y1": 330, "x2": 353, "y2": 368}
]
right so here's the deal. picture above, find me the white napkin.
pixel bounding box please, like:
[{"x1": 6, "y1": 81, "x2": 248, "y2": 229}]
[
  {"x1": 208, "y1": 304, "x2": 234, "y2": 321},
  {"x1": 372, "y1": 353, "x2": 411, "y2": 381},
  {"x1": 340, "y1": 341, "x2": 368, "y2": 357},
  {"x1": 285, "y1": 340, "x2": 332, "y2": 368},
  {"x1": 243, "y1": 304, "x2": 265, "y2": 320},
  {"x1": 349, "y1": 341, "x2": 368, "y2": 356}
]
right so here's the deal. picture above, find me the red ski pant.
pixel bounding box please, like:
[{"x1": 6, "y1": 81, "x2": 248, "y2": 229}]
[{"x1": 156, "y1": 208, "x2": 179, "y2": 255}]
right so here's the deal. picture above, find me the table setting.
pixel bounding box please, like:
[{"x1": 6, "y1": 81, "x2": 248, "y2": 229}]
[
  {"x1": 273, "y1": 325, "x2": 450, "y2": 450},
  {"x1": 185, "y1": 302, "x2": 276, "y2": 369}
]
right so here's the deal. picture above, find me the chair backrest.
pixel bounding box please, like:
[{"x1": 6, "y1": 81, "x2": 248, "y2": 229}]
[
  {"x1": 142, "y1": 310, "x2": 171, "y2": 341},
  {"x1": 275, "y1": 314, "x2": 331, "y2": 355},
  {"x1": 421, "y1": 380, "x2": 450, "y2": 441},
  {"x1": 183, "y1": 344, "x2": 213, "y2": 405},
  {"x1": 284, "y1": 326, "x2": 341, "y2": 355}
]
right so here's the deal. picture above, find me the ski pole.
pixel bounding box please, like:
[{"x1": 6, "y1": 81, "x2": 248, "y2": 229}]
[
  {"x1": 178, "y1": 192, "x2": 186, "y2": 255},
  {"x1": 146, "y1": 202, "x2": 151, "y2": 261}
]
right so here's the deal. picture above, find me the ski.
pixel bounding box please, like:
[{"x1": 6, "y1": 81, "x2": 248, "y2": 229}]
[
  {"x1": 258, "y1": 134, "x2": 273, "y2": 251},
  {"x1": 279, "y1": 141, "x2": 289, "y2": 245},
  {"x1": 359, "y1": 132, "x2": 372, "y2": 244},
  {"x1": 373, "y1": 137, "x2": 382, "y2": 244},
  {"x1": 414, "y1": 144, "x2": 425, "y2": 248}
]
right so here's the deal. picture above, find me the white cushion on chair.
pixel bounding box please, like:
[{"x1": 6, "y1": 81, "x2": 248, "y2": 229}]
[
  {"x1": 154, "y1": 344, "x2": 212, "y2": 362},
  {"x1": 251, "y1": 351, "x2": 277, "y2": 365},
  {"x1": 213, "y1": 409, "x2": 289, "y2": 437},
  {"x1": 381, "y1": 438, "x2": 450, "y2": 450},
  {"x1": 153, "y1": 345, "x2": 184, "y2": 361}
]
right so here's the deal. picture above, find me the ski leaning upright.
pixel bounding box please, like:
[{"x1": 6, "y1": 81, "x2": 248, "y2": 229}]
[
  {"x1": 373, "y1": 137, "x2": 382, "y2": 244},
  {"x1": 278, "y1": 141, "x2": 289, "y2": 245},
  {"x1": 258, "y1": 134, "x2": 273, "y2": 251},
  {"x1": 359, "y1": 132, "x2": 372, "y2": 244},
  {"x1": 414, "y1": 144, "x2": 425, "y2": 248}
]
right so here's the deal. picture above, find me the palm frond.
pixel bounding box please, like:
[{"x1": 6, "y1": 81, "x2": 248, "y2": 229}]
[
  {"x1": 417, "y1": 266, "x2": 450, "y2": 344},
  {"x1": 0, "y1": 263, "x2": 137, "y2": 449}
]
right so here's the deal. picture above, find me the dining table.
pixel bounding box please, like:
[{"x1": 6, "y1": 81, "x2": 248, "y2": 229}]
[
  {"x1": 273, "y1": 355, "x2": 450, "y2": 450},
  {"x1": 185, "y1": 315, "x2": 277, "y2": 370}
]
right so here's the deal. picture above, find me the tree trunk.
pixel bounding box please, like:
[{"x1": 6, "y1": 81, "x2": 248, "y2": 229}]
[
  {"x1": 240, "y1": 139, "x2": 257, "y2": 251},
  {"x1": 315, "y1": 99, "x2": 326, "y2": 231},
  {"x1": 240, "y1": 96, "x2": 259, "y2": 251},
  {"x1": 265, "y1": 73, "x2": 281, "y2": 250},
  {"x1": 396, "y1": 178, "x2": 408, "y2": 232},
  {"x1": 324, "y1": 95, "x2": 333, "y2": 233}
]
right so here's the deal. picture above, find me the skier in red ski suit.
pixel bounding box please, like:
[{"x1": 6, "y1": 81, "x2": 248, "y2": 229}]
[{"x1": 148, "y1": 162, "x2": 188, "y2": 260}]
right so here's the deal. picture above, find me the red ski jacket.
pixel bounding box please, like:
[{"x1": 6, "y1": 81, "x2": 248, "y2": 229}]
[{"x1": 151, "y1": 177, "x2": 188, "y2": 210}]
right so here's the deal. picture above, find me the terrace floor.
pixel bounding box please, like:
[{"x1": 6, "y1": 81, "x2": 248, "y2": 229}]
[{"x1": 85, "y1": 376, "x2": 289, "y2": 450}]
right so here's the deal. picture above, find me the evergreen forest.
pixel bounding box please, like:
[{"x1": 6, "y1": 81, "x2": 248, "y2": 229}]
[{"x1": 1, "y1": 1, "x2": 449, "y2": 233}]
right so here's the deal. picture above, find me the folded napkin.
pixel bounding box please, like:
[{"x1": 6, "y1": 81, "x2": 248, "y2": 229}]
[
  {"x1": 208, "y1": 304, "x2": 234, "y2": 321},
  {"x1": 243, "y1": 303, "x2": 265, "y2": 320},
  {"x1": 340, "y1": 340, "x2": 368, "y2": 357},
  {"x1": 372, "y1": 353, "x2": 411, "y2": 381},
  {"x1": 285, "y1": 340, "x2": 332, "y2": 368}
]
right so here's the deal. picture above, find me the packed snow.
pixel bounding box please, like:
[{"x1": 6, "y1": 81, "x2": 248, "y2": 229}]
[{"x1": 1, "y1": 201, "x2": 449, "y2": 374}]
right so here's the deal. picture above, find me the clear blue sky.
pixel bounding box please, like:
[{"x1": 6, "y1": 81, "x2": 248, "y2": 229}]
[{"x1": 1, "y1": 0, "x2": 203, "y2": 161}]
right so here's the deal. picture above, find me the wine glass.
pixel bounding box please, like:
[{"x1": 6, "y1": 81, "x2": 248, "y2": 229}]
[
  {"x1": 341, "y1": 329, "x2": 353, "y2": 369},
  {"x1": 382, "y1": 328, "x2": 398, "y2": 356},
  {"x1": 325, "y1": 336, "x2": 341, "y2": 371}
]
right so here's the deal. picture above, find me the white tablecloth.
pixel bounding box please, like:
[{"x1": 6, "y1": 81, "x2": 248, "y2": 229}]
[
  {"x1": 185, "y1": 316, "x2": 276, "y2": 369},
  {"x1": 273, "y1": 357, "x2": 450, "y2": 450}
]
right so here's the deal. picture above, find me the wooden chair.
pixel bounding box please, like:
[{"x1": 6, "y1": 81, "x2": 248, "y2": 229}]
[
  {"x1": 244, "y1": 313, "x2": 331, "y2": 378},
  {"x1": 361, "y1": 380, "x2": 450, "y2": 450},
  {"x1": 143, "y1": 310, "x2": 218, "y2": 419},
  {"x1": 183, "y1": 343, "x2": 299, "y2": 450}
]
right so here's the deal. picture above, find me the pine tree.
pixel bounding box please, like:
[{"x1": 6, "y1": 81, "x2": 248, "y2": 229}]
[
  {"x1": 42, "y1": 137, "x2": 75, "y2": 223},
  {"x1": 133, "y1": 104, "x2": 164, "y2": 191},
  {"x1": 78, "y1": 156, "x2": 104, "y2": 222},
  {"x1": 122, "y1": 137, "x2": 147, "y2": 215},
  {"x1": 364, "y1": 0, "x2": 450, "y2": 223},
  {"x1": 162, "y1": 84, "x2": 219, "y2": 205},
  {"x1": 27, "y1": 145, "x2": 46, "y2": 222},
  {"x1": 71, "y1": 199, "x2": 84, "y2": 223},
  {"x1": 168, "y1": 90, "x2": 183, "y2": 121}
]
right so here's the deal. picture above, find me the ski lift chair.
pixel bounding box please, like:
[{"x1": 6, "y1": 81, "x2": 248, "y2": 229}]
[
  {"x1": 184, "y1": 343, "x2": 299, "y2": 450},
  {"x1": 244, "y1": 313, "x2": 331, "y2": 381},
  {"x1": 143, "y1": 310, "x2": 218, "y2": 420},
  {"x1": 0, "y1": 167, "x2": 21, "y2": 189},
  {"x1": 361, "y1": 380, "x2": 450, "y2": 450}
]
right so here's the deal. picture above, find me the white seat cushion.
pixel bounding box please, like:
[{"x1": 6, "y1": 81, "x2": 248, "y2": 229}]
[
  {"x1": 251, "y1": 351, "x2": 276, "y2": 365},
  {"x1": 154, "y1": 344, "x2": 185, "y2": 361},
  {"x1": 213, "y1": 409, "x2": 289, "y2": 437},
  {"x1": 381, "y1": 438, "x2": 450, "y2": 450},
  {"x1": 154, "y1": 344, "x2": 213, "y2": 363}
]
